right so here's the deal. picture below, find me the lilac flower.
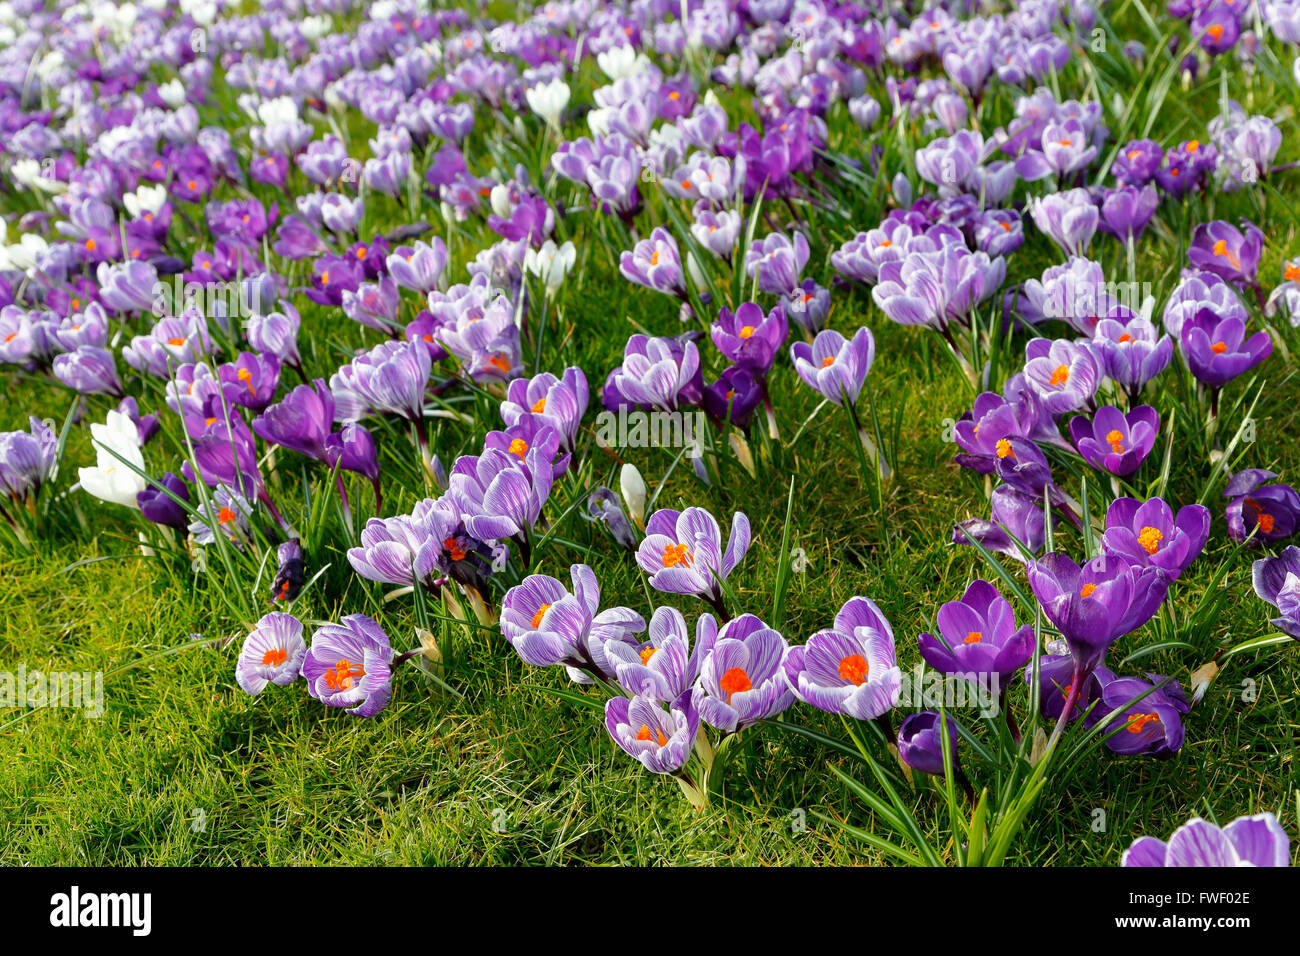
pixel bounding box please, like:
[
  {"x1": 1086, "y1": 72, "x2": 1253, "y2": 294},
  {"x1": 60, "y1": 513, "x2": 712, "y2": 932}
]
[
  {"x1": 606, "y1": 606, "x2": 715, "y2": 701},
  {"x1": 1023, "y1": 338, "x2": 1101, "y2": 415},
  {"x1": 782, "y1": 596, "x2": 902, "y2": 720},
  {"x1": 1103, "y1": 497, "x2": 1211, "y2": 580},
  {"x1": 1251, "y1": 546, "x2": 1300, "y2": 640},
  {"x1": 1187, "y1": 219, "x2": 1264, "y2": 288},
  {"x1": 302, "y1": 614, "x2": 396, "y2": 718},
  {"x1": 744, "y1": 231, "x2": 810, "y2": 295},
  {"x1": 602, "y1": 335, "x2": 703, "y2": 412},
  {"x1": 711, "y1": 302, "x2": 787, "y2": 376},
  {"x1": 236, "y1": 612, "x2": 306, "y2": 695},
  {"x1": 696, "y1": 613, "x2": 794, "y2": 732},
  {"x1": 897, "y1": 711, "x2": 960, "y2": 776},
  {"x1": 1069, "y1": 405, "x2": 1159, "y2": 476},
  {"x1": 918, "y1": 580, "x2": 1034, "y2": 690},
  {"x1": 1179, "y1": 307, "x2": 1272, "y2": 388},
  {"x1": 605, "y1": 690, "x2": 700, "y2": 775},
  {"x1": 636, "y1": 507, "x2": 750, "y2": 610},
  {"x1": 788, "y1": 326, "x2": 875, "y2": 407},
  {"x1": 500, "y1": 564, "x2": 645, "y2": 679},
  {"x1": 1124, "y1": 813, "x2": 1291, "y2": 867},
  {"x1": 1224, "y1": 469, "x2": 1300, "y2": 544},
  {"x1": 619, "y1": 228, "x2": 686, "y2": 298},
  {"x1": 1087, "y1": 671, "x2": 1188, "y2": 758}
]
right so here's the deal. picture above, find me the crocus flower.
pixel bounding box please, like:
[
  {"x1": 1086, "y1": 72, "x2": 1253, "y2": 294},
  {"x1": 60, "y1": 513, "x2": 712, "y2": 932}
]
[
  {"x1": 1027, "y1": 552, "x2": 1169, "y2": 673},
  {"x1": 236, "y1": 612, "x2": 306, "y2": 695},
  {"x1": 1187, "y1": 219, "x2": 1264, "y2": 289},
  {"x1": 1124, "y1": 813, "x2": 1291, "y2": 867},
  {"x1": 302, "y1": 614, "x2": 395, "y2": 717},
  {"x1": 0, "y1": 417, "x2": 57, "y2": 501},
  {"x1": 219, "y1": 351, "x2": 281, "y2": 411},
  {"x1": 1179, "y1": 307, "x2": 1272, "y2": 388},
  {"x1": 1102, "y1": 497, "x2": 1211, "y2": 580},
  {"x1": 1251, "y1": 546, "x2": 1300, "y2": 639},
  {"x1": 1027, "y1": 188, "x2": 1098, "y2": 256},
  {"x1": 702, "y1": 366, "x2": 763, "y2": 429},
  {"x1": 500, "y1": 367, "x2": 588, "y2": 452},
  {"x1": 602, "y1": 335, "x2": 703, "y2": 412},
  {"x1": 1087, "y1": 671, "x2": 1189, "y2": 758},
  {"x1": 272, "y1": 539, "x2": 306, "y2": 604},
  {"x1": 332, "y1": 339, "x2": 431, "y2": 423},
  {"x1": 789, "y1": 326, "x2": 875, "y2": 407},
  {"x1": 499, "y1": 564, "x2": 645, "y2": 680},
  {"x1": 1091, "y1": 316, "x2": 1173, "y2": 399},
  {"x1": 1111, "y1": 139, "x2": 1163, "y2": 185},
  {"x1": 137, "y1": 472, "x2": 190, "y2": 532},
  {"x1": 1069, "y1": 405, "x2": 1159, "y2": 476},
  {"x1": 606, "y1": 606, "x2": 715, "y2": 701},
  {"x1": 636, "y1": 507, "x2": 750, "y2": 611},
  {"x1": 619, "y1": 228, "x2": 686, "y2": 298},
  {"x1": 711, "y1": 302, "x2": 788, "y2": 376},
  {"x1": 585, "y1": 487, "x2": 638, "y2": 551},
  {"x1": 918, "y1": 580, "x2": 1034, "y2": 690},
  {"x1": 605, "y1": 690, "x2": 700, "y2": 775},
  {"x1": 52, "y1": 346, "x2": 123, "y2": 397},
  {"x1": 744, "y1": 231, "x2": 810, "y2": 295},
  {"x1": 782, "y1": 595, "x2": 902, "y2": 720},
  {"x1": 386, "y1": 239, "x2": 449, "y2": 293},
  {"x1": 1097, "y1": 185, "x2": 1158, "y2": 244},
  {"x1": 897, "y1": 711, "x2": 959, "y2": 776},
  {"x1": 78, "y1": 409, "x2": 147, "y2": 509},
  {"x1": 1026, "y1": 653, "x2": 1116, "y2": 722},
  {"x1": 253, "y1": 379, "x2": 335, "y2": 462},
  {"x1": 696, "y1": 613, "x2": 795, "y2": 732},
  {"x1": 1023, "y1": 338, "x2": 1101, "y2": 415},
  {"x1": 525, "y1": 77, "x2": 570, "y2": 127},
  {"x1": 1224, "y1": 469, "x2": 1300, "y2": 544},
  {"x1": 953, "y1": 391, "x2": 1041, "y2": 474}
]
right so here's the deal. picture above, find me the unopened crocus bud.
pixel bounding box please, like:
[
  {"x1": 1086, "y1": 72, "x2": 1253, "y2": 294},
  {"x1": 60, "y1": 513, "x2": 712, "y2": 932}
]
[
  {"x1": 620, "y1": 463, "x2": 646, "y2": 528},
  {"x1": 137, "y1": 472, "x2": 190, "y2": 531},
  {"x1": 586, "y1": 487, "x2": 637, "y2": 550},
  {"x1": 272, "y1": 539, "x2": 306, "y2": 603}
]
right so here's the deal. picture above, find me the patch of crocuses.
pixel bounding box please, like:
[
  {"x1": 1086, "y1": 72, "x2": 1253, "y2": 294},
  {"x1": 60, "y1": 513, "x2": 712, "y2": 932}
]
[{"x1": 0, "y1": 0, "x2": 1295, "y2": 871}]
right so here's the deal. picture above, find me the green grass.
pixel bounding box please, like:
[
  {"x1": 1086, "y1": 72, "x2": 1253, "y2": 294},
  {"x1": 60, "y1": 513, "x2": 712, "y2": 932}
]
[{"x1": 2, "y1": 0, "x2": 1299, "y2": 865}]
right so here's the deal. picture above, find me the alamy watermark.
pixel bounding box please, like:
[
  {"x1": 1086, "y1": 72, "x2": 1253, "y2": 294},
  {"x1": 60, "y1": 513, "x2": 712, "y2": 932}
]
[
  {"x1": 595, "y1": 408, "x2": 711, "y2": 458},
  {"x1": 150, "y1": 275, "x2": 257, "y2": 320},
  {"x1": 0, "y1": 664, "x2": 103, "y2": 718}
]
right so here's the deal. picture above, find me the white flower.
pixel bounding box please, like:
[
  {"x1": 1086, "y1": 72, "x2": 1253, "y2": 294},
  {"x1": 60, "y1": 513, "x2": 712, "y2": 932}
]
[
  {"x1": 301, "y1": 15, "x2": 332, "y2": 40},
  {"x1": 524, "y1": 240, "x2": 576, "y2": 295},
  {"x1": 10, "y1": 159, "x2": 65, "y2": 194},
  {"x1": 525, "y1": 78, "x2": 569, "y2": 128},
  {"x1": 620, "y1": 464, "x2": 646, "y2": 529},
  {"x1": 488, "y1": 183, "x2": 513, "y2": 219},
  {"x1": 596, "y1": 44, "x2": 650, "y2": 80},
  {"x1": 587, "y1": 106, "x2": 614, "y2": 138},
  {"x1": 124, "y1": 184, "x2": 167, "y2": 219},
  {"x1": 157, "y1": 79, "x2": 186, "y2": 109},
  {"x1": 257, "y1": 96, "x2": 299, "y2": 129},
  {"x1": 78, "y1": 410, "x2": 147, "y2": 508},
  {"x1": 6, "y1": 234, "x2": 48, "y2": 271}
]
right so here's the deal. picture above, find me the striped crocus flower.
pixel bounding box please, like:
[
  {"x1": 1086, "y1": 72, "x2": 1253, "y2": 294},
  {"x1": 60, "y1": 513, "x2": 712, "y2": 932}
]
[{"x1": 236, "y1": 612, "x2": 306, "y2": 695}]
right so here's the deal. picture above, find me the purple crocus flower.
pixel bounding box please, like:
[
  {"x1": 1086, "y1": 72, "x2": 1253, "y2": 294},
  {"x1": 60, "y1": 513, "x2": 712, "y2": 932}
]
[
  {"x1": 696, "y1": 613, "x2": 794, "y2": 732},
  {"x1": 1026, "y1": 654, "x2": 1116, "y2": 723},
  {"x1": 1102, "y1": 497, "x2": 1211, "y2": 580},
  {"x1": 1224, "y1": 469, "x2": 1300, "y2": 544},
  {"x1": 219, "y1": 351, "x2": 281, "y2": 411},
  {"x1": 605, "y1": 606, "x2": 714, "y2": 701},
  {"x1": 1187, "y1": 219, "x2": 1264, "y2": 288},
  {"x1": 784, "y1": 279, "x2": 831, "y2": 335},
  {"x1": 1091, "y1": 316, "x2": 1173, "y2": 399},
  {"x1": 236, "y1": 612, "x2": 306, "y2": 695},
  {"x1": 789, "y1": 326, "x2": 875, "y2": 407},
  {"x1": 0, "y1": 417, "x2": 57, "y2": 502},
  {"x1": 136, "y1": 472, "x2": 190, "y2": 532},
  {"x1": 333, "y1": 339, "x2": 432, "y2": 423},
  {"x1": 702, "y1": 366, "x2": 763, "y2": 429},
  {"x1": 918, "y1": 580, "x2": 1034, "y2": 690},
  {"x1": 744, "y1": 231, "x2": 810, "y2": 295},
  {"x1": 711, "y1": 302, "x2": 788, "y2": 376},
  {"x1": 272, "y1": 539, "x2": 306, "y2": 604},
  {"x1": 1179, "y1": 307, "x2": 1271, "y2": 388},
  {"x1": 1027, "y1": 552, "x2": 1169, "y2": 673},
  {"x1": 302, "y1": 614, "x2": 396, "y2": 718},
  {"x1": 1023, "y1": 338, "x2": 1101, "y2": 415},
  {"x1": 636, "y1": 507, "x2": 750, "y2": 611},
  {"x1": 619, "y1": 228, "x2": 686, "y2": 298},
  {"x1": 499, "y1": 367, "x2": 588, "y2": 452},
  {"x1": 1097, "y1": 185, "x2": 1158, "y2": 244},
  {"x1": 782, "y1": 595, "x2": 901, "y2": 720},
  {"x1": 247, "y1": 308, "x2": 302, "y2": 371},
  {"x1": 1028, "y1": 188, "x2": 1098, "y2": 256},
  {"x1": 897, "y1": 711, "x2": 959, "y2": 776},
  {"x1": 386, "y1": 239, "x2": 449, "y2": 292},
  {"x1": 1124, "y1": 813, "x2": 1291, "y2": 867},
  {"x1": 1087, "y1": 671, "x2": 1188, "y2": 758},
  {"x1": 605, "y1": 690, "x2": 700, "y2": 775},
  {"x1": 1251, "y1": 546, "x2": 1300, "y2": 639},
  {"x1": 953, "y1": 391, "x2": 1040, "y2": 474},
  {"x1": 252, "y1": 380, "x2": 335, "y2": 462},
  {"x1": 602, "y1": 335, "x2": 703, "y2": 412},
  {"x1": 1069, "y1": 405, "x2": 1159, "y2": 476},
  {"x1": 1111, "y1": 139, "x2": 1163, "y2": 185},
  {"x1": 52, "y1": 346, "x2": 123, "y2": 397},
  {"x1": 500, "y1": 564, "x2": 645, "y2": 679},
  {"x1": 347, "y1": 498, "x2": 457, "y2": 589}
]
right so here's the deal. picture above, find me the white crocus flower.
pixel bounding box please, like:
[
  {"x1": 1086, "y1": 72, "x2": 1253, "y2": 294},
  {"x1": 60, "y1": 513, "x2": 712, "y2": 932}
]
[
  {"x1": 10, "y1": 159, "x2": 65, "y2": 194},
  {"x1": 7, "y1": 234, "x2": 48, "y2": 271},
  {"x1": 301, "y1": 15, "x2": 332, "y2": 40},
  {"x1": 525, "y1": 240, "x2": 576, "y2": 295},
  {"x1": 78, "y1": 410, "x2": 147, "y2": 508},
  {"x1": 157, "y1": 79, "x2": 186, "y2": 108},
  {"x1": 488, "y1": 183, "x2": 513, "y2": 219},
  {"x1": 596, "y1": 44, "x2": 651, "y2": 80},
  {"x1": 620, "y1": 464, "x2": 646, "y2": 529},
  {"x1": 257, "y1": 96, "x2": 299, "y2": 129},
  {"x1": 525, "y1": 78, "x2": 569, "y2": 128},
  {"x1": 123, "y1": 184, "x2": 167, "y2": 219}
]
